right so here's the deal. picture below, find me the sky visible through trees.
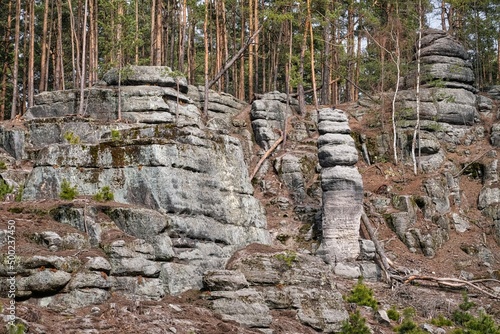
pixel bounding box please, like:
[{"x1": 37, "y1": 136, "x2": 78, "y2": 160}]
[{"x1": 0, "y1": 0, "x2": 498, "y2": 120}]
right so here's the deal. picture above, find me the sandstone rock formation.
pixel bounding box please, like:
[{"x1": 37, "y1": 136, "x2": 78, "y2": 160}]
[
  {"x1": 1, "y1": 66, "x2": 271, "y2": 302},
  {"x1": 315, "y1": 108, "x2": 363, "y2": 264}
]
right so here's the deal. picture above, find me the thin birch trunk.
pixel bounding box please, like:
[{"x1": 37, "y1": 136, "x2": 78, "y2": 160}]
[{"x1": 412, "y1": 0, "x2": 422, "y2": 175}]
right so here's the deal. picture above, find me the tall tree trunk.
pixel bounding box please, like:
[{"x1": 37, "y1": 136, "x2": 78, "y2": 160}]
[
  {"x1": 221, "y1": 0, "x2": 229, "y2": 92},
  {"x1": 215, "y1": 0, "x2": 222, "y2": 91},
  {"x1": 78, "y1": 0, "x2": 88, "y2": 116},
  {"x1": 55, "y1": 0, "x2": 65, "y2": 90},
  {"x1": 298, "y1": 2, "x2": 310, "y2": 115},
  {"x1": 68, "y1": 0, "x2": 79, "y2": 88},
  {"x1": 155, "y1": 0, "x2": 162, "y2": 65},
  {"x1": 0, "y1": 0, "x2": 12, "y2": 119},
  {"x1": 11, "y1": 0, "x2": 21, "y2": 118},
  {"x1": 117, "y1": 0, "x2": 123, "y2": 120},
  {"x1": 392, "y1": 0, "x2": 401, "y2": 164},
  {"x1": 346, "y1": 1, "x2": 355, "y2": 102},
  {"x1": 412, "y1": 0, "x2": 422, "y2": 175},
  {"x1": 88, "y1": 0, "x2": 98, "y2": 84},
  {"x1": 320, "y1": 2, "x2": 332, "y2": 105},
  {"x1": 187, "y1": 7, "x2": 196, "y2": 83},
  {"x1": 39, "y1": 0, "x2": 50, "y2": 92},
  {"x1": 497, "y1": 33, "x2": 500, "y2": 83},
  {"x1": 135, "y1": 0, "x2": 139, "y2": 65},
  {"x1": 27, "y1": 0, "x2": 35, "y2": 107},
  {"x1": 248, "y1": 0, "x2": 254, "y2": 99},
  {"x1": 441, "y1": 0, "x2": 447, "y2": 31},
  {"x1": 253, "y1": 0, "x2": 259, "y2": 94},
  {"x1": 178, "y1": 0, "x2": 187, "y2": 71},
  {"x1": 150, "y1": 0, "x2": 156, "y2": 65},
  {"x1": 22, "y1": 12, "x2": 28, "y2": 115},
  {"x1": 203, "y1": 0, "x2": 209, "y2": 117},
  {"x1": 238, "y1": 5, "x2": 245, "y2": 100},
  {"x1": 307, "y1": 0, "x2": 318, "y2": 109}
]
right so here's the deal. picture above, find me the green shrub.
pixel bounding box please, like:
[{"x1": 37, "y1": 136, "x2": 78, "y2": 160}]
[
  {"x1": 394, "y1": 308, "x2": 426, "y2": 334},
  {"x1": 93, "y1": 186, "x2": 114, "y2": 202},
  {"x1": 340, "y1": 310, "x2": 371, "y2": 334},
  {"x1": 59, "y1": 179, "x2": 79, "y2": 200},
  {"x1": 0, "y1": 160, "x2": 6, "y2": 170},
  {"x1": 451, "y1": 292, "x2": 500, "y2": 334},
  {"x1": 8, "y1": 323, "x2": 26, "y2": 334},
  {"x1": 345, "y1": 277, "x2": 378, "y2": 310},
  {"x1": 387, "y1": 306, "x2": 401, "y2": 321},
  {"x1": 0, "y1": 178, "x2": 14, "y2": 200},
  {"x1": 63, "y1": 131, "x2": 80, "y2": 144},
  {"x1": 431, "y1": 314, "x2": 453, "y2": 327}
]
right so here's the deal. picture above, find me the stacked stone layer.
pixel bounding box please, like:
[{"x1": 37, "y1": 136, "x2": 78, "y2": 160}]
[{"x1": 316, "y1": 108, "x2": 363, "y2": 263}]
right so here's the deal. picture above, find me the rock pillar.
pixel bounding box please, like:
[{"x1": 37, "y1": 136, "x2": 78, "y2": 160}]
[{"x1": 316, "y1": 108, "x2": 363, "y2": 263}]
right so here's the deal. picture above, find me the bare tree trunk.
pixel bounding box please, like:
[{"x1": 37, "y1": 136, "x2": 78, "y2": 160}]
[
  {"x1": 297, "y1": 3, "x2": 309, "y2": 115},
  {"x1": 412, "y1": 0, "x2": 422, "y2": 175},
  {"x1": 39, "y1": 0, "x2": 50, "y2": 92},
  {"x1": 117, "y1": 0, "x2": 123, "y2": 120},
  {"x1": 135, "y1": 0, "x2": 139, "y2": 65},
  {"x1": 441, "y1": 0, "x2": 447, "y2": 31},
  {"x1": 346, "y1": 2, "x2": 355, "y2": 101},
  {"x1": 248, "y1": 0, "x2": 254, "y2": 99},
  {"x1": 497, "y1": 33, "x2": 500, "y2": 83},
  {"x1": 178, "y1": 0, "x2": 187, "y2": 71},
  {"x1": 392, "y1": 0, "x2": 401, "y2": 164},
  {"x1": 307, "y1": 0, "x2": 318, "y2": 109},
  {"x1": 11, "y1": 0, "x2": 21, "y2": 118},
  {"x1": 320, "y1": 2, "x2": 332, "y2": 105},
  {"x1": 203, "y1": 0, "x2": 209, "y2": 117},
  {"x1": 55, "y1": 0, "x2": 65, "y2": 90},
  {"x1": 0, "y1": 0, "x2": 11, "y2": 119},
  {"x1": 187, "y1": 8, "x2": 196, "y2": 83},
  {"x1": 68, "y1": 0, "x2": 78, "y2": 88},
  {"x1": 78, "y1": 0, "x2": 88, "y2": 116},
  {"x1": 27, "y1": 0, "x2": 35, "y2": 107},
  {"x1": 253, "y1": 0, "x2": 259, "y2": 94},
  {"x1": 207, "y1": 26, "x2": 262, "y2": 89},
  {"x1": 88, "y1": 0, "x2": 98, "y2": 84},
  {"x1": 221, "y1": 0, "x2": 229, "y2": 92},
  {"x1": 238, "y1": 7, "x2": 245, "y2": 100},
  {"x1": 22, "y1": 12, "x2": 28, "y2": 115},
  {"x1": 150, "y1": 0, "x2": 156, "y2": 65}
]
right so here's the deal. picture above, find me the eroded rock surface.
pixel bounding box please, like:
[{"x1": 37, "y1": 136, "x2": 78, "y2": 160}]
[{"x1": 316, "y1": 108, "x2": 363, "y2": 263}]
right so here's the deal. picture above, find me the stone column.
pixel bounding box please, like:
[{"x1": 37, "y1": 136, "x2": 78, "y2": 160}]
[{"x1": 316, "y1": 108, "x2": 363, "y2": 263}]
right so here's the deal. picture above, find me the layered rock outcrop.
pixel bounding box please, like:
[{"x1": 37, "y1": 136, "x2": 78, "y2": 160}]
[
  {"x1": 2, "y1": 66, "x2": 270, "y2": 300},
  {"x1": 316, "y1": 108, "x2": 363, "y2": 264}
]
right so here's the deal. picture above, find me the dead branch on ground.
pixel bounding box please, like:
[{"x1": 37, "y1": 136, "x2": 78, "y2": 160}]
[
  {"x1": 250, "y1": 129, "x2": 284, "y2": 180},
  {"x1": 404, "y1": 275, "x2": 500, "y2": 300}
]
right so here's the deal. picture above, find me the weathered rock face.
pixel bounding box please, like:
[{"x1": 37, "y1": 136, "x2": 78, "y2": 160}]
[
  {"x1": 6, "y1": 66, "x2": 271, "y2": 297},
  {"x1": 316, "y1": 108, "x2": 363, "y2": 263},
  {"x1": 205, "y1": 245, "x2": 349, "y2": 333},
  {"x1": 401, "y1": 29, "x2": 476, "y2": 93},
  {"x1": 250, "y1": 91, "x2": 298, "y2": 149},
  {"x1": 396, "y1": 29, "x2": 480, "y2": 169}
]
